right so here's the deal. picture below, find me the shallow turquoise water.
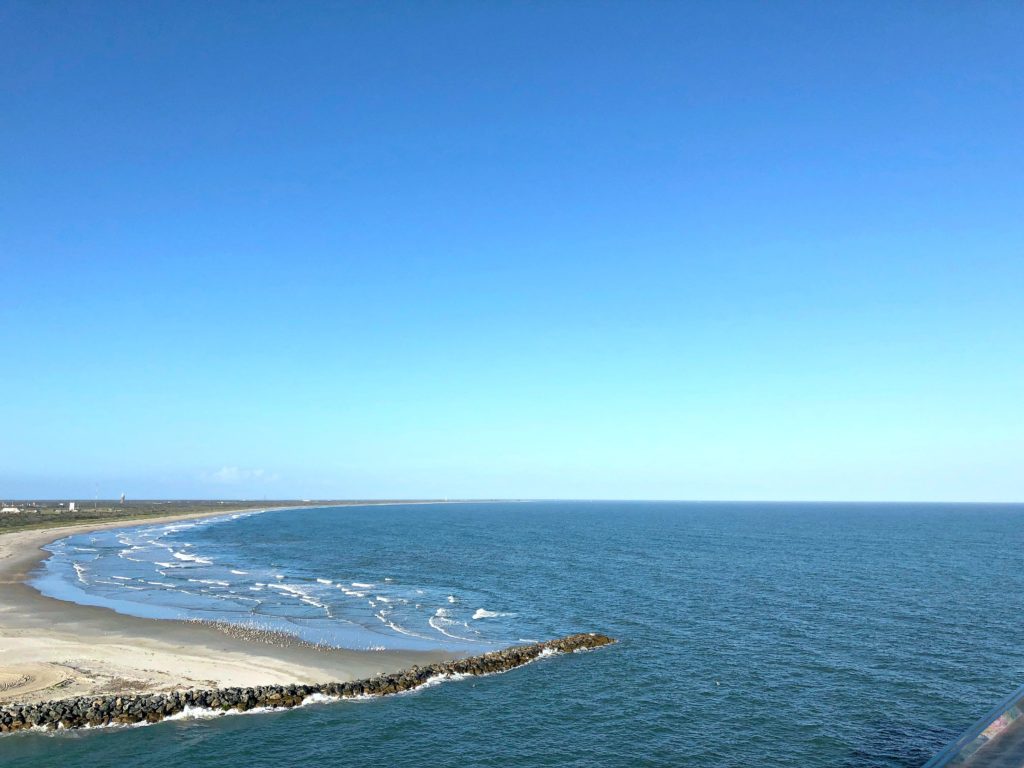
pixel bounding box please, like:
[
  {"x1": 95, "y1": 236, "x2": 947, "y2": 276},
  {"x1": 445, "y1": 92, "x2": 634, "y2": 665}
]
[{"x1": 7, "y1": 501, "x2": 1024, "y2": 767}]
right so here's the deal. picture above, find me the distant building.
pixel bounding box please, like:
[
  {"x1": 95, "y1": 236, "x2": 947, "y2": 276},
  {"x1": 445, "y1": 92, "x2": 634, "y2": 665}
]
[
  {"x1": 68, "y1": 502, "x2": 76, "y2": 512},
  {"x1": 1, "y1": 506, "x2": 21, "y2": 514}
]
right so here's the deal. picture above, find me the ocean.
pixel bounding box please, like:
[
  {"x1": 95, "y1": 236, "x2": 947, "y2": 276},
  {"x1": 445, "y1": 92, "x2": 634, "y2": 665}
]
[{"x1": 6, "y1": 501, "x2": 1024, "y2": 767}]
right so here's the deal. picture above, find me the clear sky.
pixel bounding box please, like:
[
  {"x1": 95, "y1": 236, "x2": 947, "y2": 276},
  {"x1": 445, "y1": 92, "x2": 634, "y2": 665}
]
[{"x1": 2, "y1": 2, "x2": 1021, "y2": 502}]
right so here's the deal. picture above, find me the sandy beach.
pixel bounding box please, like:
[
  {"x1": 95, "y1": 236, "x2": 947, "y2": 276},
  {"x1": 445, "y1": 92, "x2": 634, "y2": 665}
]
[{"x1": 0, "y1": 509, "x2": 455, "y2": 705}]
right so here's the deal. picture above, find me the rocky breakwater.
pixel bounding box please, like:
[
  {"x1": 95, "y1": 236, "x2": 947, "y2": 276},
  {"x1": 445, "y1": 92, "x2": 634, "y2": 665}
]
[{"x1": 0, "y1": 633, "x2": 614, "y2": 734}]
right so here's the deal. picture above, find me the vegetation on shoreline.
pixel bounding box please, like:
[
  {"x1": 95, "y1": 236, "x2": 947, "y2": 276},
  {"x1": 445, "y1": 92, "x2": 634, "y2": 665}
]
[{"x1": 0, "y1": 500, "x2": 430, "y2": 534}]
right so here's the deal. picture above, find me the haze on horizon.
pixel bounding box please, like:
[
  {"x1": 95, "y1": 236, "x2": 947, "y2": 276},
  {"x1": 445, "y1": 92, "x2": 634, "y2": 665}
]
[{"x1": 2, "y1": 2, "x2": 1021, "y2": 503}]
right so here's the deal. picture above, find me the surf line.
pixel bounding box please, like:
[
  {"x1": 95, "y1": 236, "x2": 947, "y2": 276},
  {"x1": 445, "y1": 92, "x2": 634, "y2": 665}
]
[{"x1": 0, "y1": 633, "x2": 615, "y2": 734}]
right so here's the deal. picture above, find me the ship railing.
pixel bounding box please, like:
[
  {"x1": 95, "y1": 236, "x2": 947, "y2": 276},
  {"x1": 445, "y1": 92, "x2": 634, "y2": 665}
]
[{"x1": 923, "y1": 682, "x2": 1024, "y2": 767}]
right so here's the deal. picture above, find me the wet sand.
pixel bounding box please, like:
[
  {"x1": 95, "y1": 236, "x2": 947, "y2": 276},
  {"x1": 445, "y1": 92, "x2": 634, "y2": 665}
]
[{"x1": 0, "y1": 509, "x2": 456, "y2": 704}]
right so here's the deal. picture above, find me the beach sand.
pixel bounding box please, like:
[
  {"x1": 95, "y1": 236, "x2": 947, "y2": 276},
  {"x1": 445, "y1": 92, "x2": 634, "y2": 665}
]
[{"x1": 0, "y1": 510, "x2": 455, "y2": 704}]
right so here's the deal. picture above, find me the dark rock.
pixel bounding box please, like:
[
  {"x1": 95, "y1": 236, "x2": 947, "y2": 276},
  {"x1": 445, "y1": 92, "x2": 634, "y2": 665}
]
[{"x1": 0, "y1": 633, "x2": 614, "y2": 734}]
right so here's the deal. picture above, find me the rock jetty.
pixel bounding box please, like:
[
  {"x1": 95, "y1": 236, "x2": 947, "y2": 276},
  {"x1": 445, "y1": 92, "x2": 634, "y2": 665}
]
[{"x1": 0, "y1": 633, "x2": 613, "y2": 733}]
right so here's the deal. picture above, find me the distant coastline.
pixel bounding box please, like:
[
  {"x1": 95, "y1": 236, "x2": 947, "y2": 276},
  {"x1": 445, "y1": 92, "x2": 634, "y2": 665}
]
[{"x1": 0, "y1": 499, "x2": 452, "y2": 536}]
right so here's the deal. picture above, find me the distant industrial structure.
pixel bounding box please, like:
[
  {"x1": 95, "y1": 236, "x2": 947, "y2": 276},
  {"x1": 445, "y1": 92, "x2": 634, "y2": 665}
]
[{"x1": 0, "y1": 501, "x2": 94, "y2": 514}]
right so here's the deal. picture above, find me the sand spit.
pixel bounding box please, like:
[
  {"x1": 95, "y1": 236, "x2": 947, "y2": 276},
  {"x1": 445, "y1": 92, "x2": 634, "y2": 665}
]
[{"x1": 0, "y1": 634, "x2": 614, "y2": 733}]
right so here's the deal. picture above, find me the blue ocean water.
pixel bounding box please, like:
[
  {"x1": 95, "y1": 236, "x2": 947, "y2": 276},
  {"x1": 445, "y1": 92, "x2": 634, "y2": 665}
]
[{"x1": 7, "y1": 501, "x2": 1024, "y2": 767}]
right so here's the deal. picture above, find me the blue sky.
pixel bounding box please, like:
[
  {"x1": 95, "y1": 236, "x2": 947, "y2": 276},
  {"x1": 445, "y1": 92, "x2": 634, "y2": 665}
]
[{"x1": 2, "y1": 2, "x2": 1021, "y2": 501}]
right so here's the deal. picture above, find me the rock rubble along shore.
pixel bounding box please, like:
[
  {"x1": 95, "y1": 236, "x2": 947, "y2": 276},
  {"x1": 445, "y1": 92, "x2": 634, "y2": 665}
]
[{"x1": 0, "y1": 633, "x2": 614, "y2": 733}]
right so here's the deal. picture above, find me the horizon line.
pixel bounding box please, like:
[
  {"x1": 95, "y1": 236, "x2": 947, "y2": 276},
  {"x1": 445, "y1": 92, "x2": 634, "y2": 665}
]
[{"x1": 2, "y1": 497, "x2": 1021, "y2": 505}]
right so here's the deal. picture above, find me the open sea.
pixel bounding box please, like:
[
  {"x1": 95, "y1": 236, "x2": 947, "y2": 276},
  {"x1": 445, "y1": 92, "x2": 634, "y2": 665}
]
[{"x1": 6, "y1": 500, "x2": 1024, "y2": 767}]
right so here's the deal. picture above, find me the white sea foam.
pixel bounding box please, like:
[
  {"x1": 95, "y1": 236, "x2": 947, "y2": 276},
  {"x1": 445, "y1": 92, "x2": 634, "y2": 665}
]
[
  {"x1": 447, "y1": 595, "x2": 457, "y2": 603},
  {"x1": 267, "y1": 583, "x2": 328, "y2": 611},
  {"x1": 298, "y1": 693, "x2": 339, "y2": 707},
  {"x1": 160, "y1": 522, "x2": 199, "y2": 535},
  {"x1": 351, "y1": 582, "x2": 374, "y2": 588},
  {"x1": 230, "y1": 570, "x2": 248, "y2": 575},
  {"x1": 161, "y1": 704, "x2": 275, "y2": 723},
  {"x1": 372, "y1": 610, "x2": 407, "y2": 636},
  {"x1": 472, "y1": 608, "x2": 514, "y2": 620},
  {"x1": 380, "y1": 617, "x2": 433, "y2": 640},
  {"x1": 172, "y1": 551, "x2": 213, "y2": 565},
  {"x1": 72, "y1": 563, "x2": 88, "y2": 584},
  {"x1": 316, "y1": 578, "x2": 332, "y2": 585},
  {"x1": 429, "y1": 608, "x2": 476, "y2": 641}
]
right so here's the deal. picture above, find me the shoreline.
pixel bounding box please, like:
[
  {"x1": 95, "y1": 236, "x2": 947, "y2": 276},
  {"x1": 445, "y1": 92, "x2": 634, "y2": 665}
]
[
  {"x1": 0, "y1": 504, "x2": 460, "y2": 705},
  {"x1": 0, "y1": 633, "x2": 616, "y2": 733}
]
